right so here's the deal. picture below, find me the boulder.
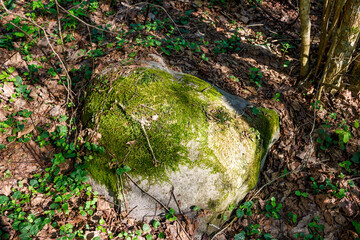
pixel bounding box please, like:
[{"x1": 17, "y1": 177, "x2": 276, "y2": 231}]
[{"x1": 83, "y1": 64, "x2": 279, "y2": 236}]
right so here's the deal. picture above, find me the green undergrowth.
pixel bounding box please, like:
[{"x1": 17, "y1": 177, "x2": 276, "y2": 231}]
[
  {"x1": 0, "y1": 107, "x2": 171, "y2": 239},
  {"x1": 0, "y1": 116, "x2": 101, "y2": 239}
]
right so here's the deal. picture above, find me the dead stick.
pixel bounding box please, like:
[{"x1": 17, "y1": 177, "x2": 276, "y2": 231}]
[
  {"x1": 140, "y1": 123, "x2": 159, "y2": 167},
  {"x1": 0, "y1": 0, "x2": 74, "y2": 104}
]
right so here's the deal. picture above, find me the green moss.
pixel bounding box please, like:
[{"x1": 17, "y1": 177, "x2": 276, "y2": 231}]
[
  {"x1": 83, "y1": 68, "x2": 279, "y2": 209},
  {"x1": 83, "y1": 68, "x2": 228, "y2": 193},
  {"x1": 246, "y1": 107, "x2": 280, "y2": 188},
  {"x1": 86, "y1": 153, "x2": 118, "y2": 194},
  {"x1": 181, "y1": 74, "x2": 222, "y2": 101}
]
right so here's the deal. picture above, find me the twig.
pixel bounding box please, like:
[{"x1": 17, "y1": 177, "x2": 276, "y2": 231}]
[
  {"x1": 56, "y1": 1, "x2": 65, "y2": 57},
  {"x1": 140, "y1": 123, "x2": 159, "y2": 167},
  {"x1": 116, "y1": 172, "x2": 128, "y2": 214},
  {"x1": 56, "y1": 0, "x2": 183, "y2": 38},
  {"x1": 115, "y1": 99, "x2": 160, "y2": 167},
  {"x1": 143, "y1": 1, "x2": 151, "y2": 26},
  {"x1": 6, "y1": 22, "x2": 72, "y2": 98},
  {"x1": 250, "y1": 0, "x2": 299, "y2": 40},
  {"x1": 0, "y1": 0, "x2": 74, "y2": 104},
  {"x1": 210, "y1": 217, "x2": 237, "y2": 240},
  {"x1": 125, "y1": 173, "x2": 192, "y2": 240},
  {"x1": 131, "y1": 2, "x2": 184, "y2": 38},
  {"x1": 170, "y1": 186, "x2": 184, "y2": 215},
  {"x1": 55, "y1": 0, "x2": 114, "y2": 33}
]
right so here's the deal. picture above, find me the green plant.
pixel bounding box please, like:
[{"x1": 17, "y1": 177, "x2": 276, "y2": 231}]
[
  {"x1": 248, "y1": 67, "x2": 263, "y2": 88},
  {"x1": 192, "y1": 206, "x2": 200, "y2": 212},
  {"x1": 229, "y1": 75, "x2": 239, "y2": 82},
  {"x1": 339, "y1": 160, "x2": 353, "y2": 173},
  {"x1": 310, "y1": 177, "x2": 325, "y2": 194},
  {"x1": 0, "y1": 67, "x2": 15, "y2": 82},
  {"x1": 354, "y1": 119, "x2": 359, "y2": 129},
  {"x1": 283, "y1": 60, "x2": 291, "y2": 68},
  {"x1": 352, "y1": 221, "x2": 360, "y2": 236},
  {"x1": 325, "y1": 178, "x2": 347, "y2": 199},
  {"x1": 316, "y1": 128, "x2": 333, "y2": 150},
  {"x1": 334, "y1": 125, "x2": 351, "y2": 149},
  {"x1": 288, "y1": 212, "x2": 297, "y2": 223},
  {"x1": 153, "y1": 220, "x2": 160, "y2": 228},
  {"x1": 201, "y1": 53, "x2": 209, "y2": 61},
  {"x1": 236, "y1": 201, "x2": 254, "y2": 218},
  {"x1": 273, "y1": 93, "x2": 280, "y2": 101},
  {"x1": 0, "y1": 109, "x2": 33, "y2": 144},
  {"x1": 308, "y1": 216, "x2": 325, "y2": 239},
  {"x1": 165, "y1": 208, "x2": 177, "y2": 221},
  {"x1": 265, "y1": 197, "x2": 282, "y2": 219},
  {"x1": 295, "y1": 191, "x2": 308, "y2": 198},
  {"x1": 116, "y1": 165, "x2": 131, "y2": 176},
  {"x1": 281, "y1": 42, "x2": 294, "y2": 54}
]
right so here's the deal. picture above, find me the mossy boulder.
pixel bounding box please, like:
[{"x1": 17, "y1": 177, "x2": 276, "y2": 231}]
[{"x1": 83, "y1": 65, "x2": 279, "y2": 233}]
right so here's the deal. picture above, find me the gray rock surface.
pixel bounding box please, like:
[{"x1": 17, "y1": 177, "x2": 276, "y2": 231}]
[{"x1": 84, "y1": 63, "x2": 280, "y2": 237}]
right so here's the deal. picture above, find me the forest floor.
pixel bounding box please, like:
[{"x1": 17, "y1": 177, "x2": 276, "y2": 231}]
[{"x1": 0, "y1": 0, "x2": 359, "y2": 239}]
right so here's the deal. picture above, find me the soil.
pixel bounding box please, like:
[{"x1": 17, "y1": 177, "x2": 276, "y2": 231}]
[{"x1": 0, "y1": 0, "x2": 359, "y2": 239}]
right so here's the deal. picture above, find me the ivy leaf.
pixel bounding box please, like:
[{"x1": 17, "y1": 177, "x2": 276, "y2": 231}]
[
  {"x1": 352, "y1": 221, "x2": 360, "y2": 234},
  {"x1": 142, "y1": 224, "x2": 150, "y2": 232},
  {"x1": 236, "y1": 209, "x2": 244, "y2": 218},
  {"x1": 29, "y1": 224, "x2": 39, "y2": 235},
  {"x1": 351, "y1": 152, "x2": 359, "y2": 163},
  {"x1": 13, "y1": 32, "x2": 25, "y2": 37},
  {"x1": 8, "y1": 67, "x2": 15, "y2": 73},
  {"x1": 0, "y1": 195, "x2": 9, "y2": 204},
  {"x1": 59, "y1": 115, "x2": 68, "y2": 122},
  {"x1": 153, "y1": 220, "x2": 160, "y2": 228},
  {"x1": 354, "y1": 120, "x2": 359, "y2": 129},
  {"x1": 168, "y1": 208, "x2": 175, "y2": 215},
  {"x1": 19, "y1": 233, "x2": 31, "y2": 240},
  {"x1": 192, "y1": 206, "x2": 199, "y2": 212},
  {"x1": 234, "y1": 231, "x2": 246, "y2": 240},
  {"x1": 19, "y1": 222, "x2": 31, "y2": 233},
  {"x1": 54, "y1": 196, "x2": 62, "y2": 202},
  {"x1": 12, "y1": 191, "x2": 22, "y2": 199}
]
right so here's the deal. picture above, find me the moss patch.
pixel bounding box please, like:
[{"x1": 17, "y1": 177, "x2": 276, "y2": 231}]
[
  {"x1": 83, "y1": 68, "x2": 279, "y2": 206},
  {"x1": 83, "y1": 69, "x2": 227, "y2": 193}
]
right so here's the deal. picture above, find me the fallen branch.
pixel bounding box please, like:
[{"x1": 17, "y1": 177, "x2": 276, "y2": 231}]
[{"x1": 140, "y1": 122, "x2": 159, "y2": 167}]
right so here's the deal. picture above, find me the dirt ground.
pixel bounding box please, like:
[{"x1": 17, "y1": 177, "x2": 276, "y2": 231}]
[{"x1": 0, "y1": 0, "x2": 359, "y2": 239}]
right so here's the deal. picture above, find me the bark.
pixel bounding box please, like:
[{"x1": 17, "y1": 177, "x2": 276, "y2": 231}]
[
  {"x1": 314, "y1": 0, "x2": 341, "y2": 77},
  {"x1": 299, "y1": 0, "x2": 311, "y2": 77},
  {"x1": 350, "y1": 54, "x2": 360, "y2": 90},
  {"x1": 322, "y1": 0, "x2": 360, "y2": 87}
]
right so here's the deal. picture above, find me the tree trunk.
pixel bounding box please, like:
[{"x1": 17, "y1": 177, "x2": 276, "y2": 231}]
[
  {"x1": 321, "y1": 0, "x2": 360, "y2": 88},
  {"x1": 300, "y1": 0, "x2": 311, "y2": 77},
  {"x1": 350, "y1": 55, "x2": 360, "y2": 92}
]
